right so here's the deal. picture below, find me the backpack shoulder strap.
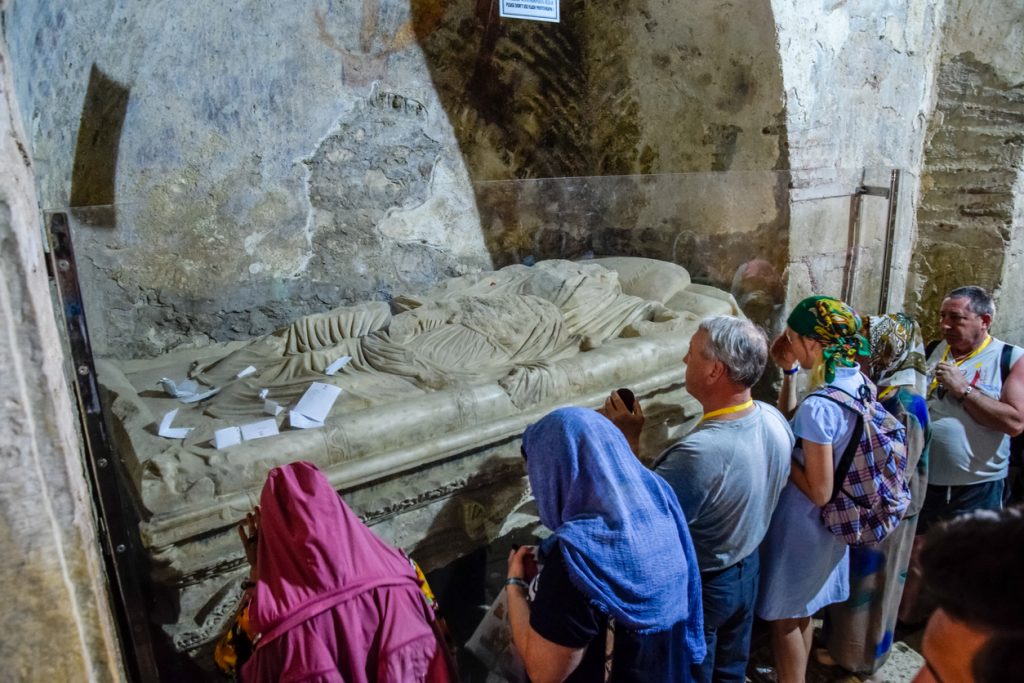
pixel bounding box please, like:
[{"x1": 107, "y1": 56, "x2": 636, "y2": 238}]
[
  {"x1": 1000, "y1": 343, "x2": 1024, "y2": 461},
  {"x1": 811, "y1": 384, "x2": 873, "y2": 415},
  {"x1": 804, "y1": 388, "x2": 866, "y2": 502},
  {"x1": 1001, "y1": 342, "x2": 1015, "y2": 383}
]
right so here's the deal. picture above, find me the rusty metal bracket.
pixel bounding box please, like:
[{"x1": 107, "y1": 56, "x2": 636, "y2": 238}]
[
  {"x1": 842, "y1": 172, "x2": 900, "y2": 309},
  {"x1": 877, "y1": 170, "x2": 901, "y2": 313},
  {"x1": 46, "y1": 212, "x2": 160, "y2": 682}
]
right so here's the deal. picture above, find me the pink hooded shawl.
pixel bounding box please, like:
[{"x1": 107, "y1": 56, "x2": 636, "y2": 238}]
[{"x1": 240, "y1": 461, "x2": 451, "y2": 683}]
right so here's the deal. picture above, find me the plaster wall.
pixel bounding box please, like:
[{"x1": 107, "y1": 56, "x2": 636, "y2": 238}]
[
  {"x1": 771, "y1": 0, "x2": 945, "y2": 314},
  {"x1": 6, "y1": 1, "x2": 493, "y2": 358},
  {"x1": 0, "y1": 29, "x2": 122, "y2": 681}
]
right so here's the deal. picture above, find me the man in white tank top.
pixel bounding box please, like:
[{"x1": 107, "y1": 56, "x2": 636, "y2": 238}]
[{"x1": 921, "y1": 286, "x2": 1024, "y2": 530}]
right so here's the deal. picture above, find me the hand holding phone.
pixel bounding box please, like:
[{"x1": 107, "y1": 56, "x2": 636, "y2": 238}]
[{"x1": 508, "y1": 544, "x2": 539, "y2": 581}]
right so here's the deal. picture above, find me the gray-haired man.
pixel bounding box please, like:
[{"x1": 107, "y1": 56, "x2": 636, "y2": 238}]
[
  {"x1": 606, "y1": 315, "x2": 792, "y2": 683},
  {"x1": 922, "y1": 285, "x2": 1024, "y2": 528}
]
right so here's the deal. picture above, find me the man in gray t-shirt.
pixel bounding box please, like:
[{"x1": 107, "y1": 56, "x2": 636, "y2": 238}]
[
  {"x1": 654, "y1": 401, "x2": 792, "y2": 572},
  {"x1": 606, "y1": 315, "x2": 792, "y2": 683}
]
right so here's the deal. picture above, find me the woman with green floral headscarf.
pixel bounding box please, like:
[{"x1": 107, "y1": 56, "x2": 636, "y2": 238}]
[{"x1": 756, "y1": 296, "x2": 871, "y2": 683}]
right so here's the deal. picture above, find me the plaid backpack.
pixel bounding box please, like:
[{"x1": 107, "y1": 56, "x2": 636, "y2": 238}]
[{"x1": 811, "y1": 382, "x2": 911, "y2": 545}]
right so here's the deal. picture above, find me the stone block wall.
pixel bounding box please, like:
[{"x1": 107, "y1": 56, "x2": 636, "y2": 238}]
[
  {"x1": 419, "y1": 0, "x2": 791, "y2": 317},
  {"x1": 904, "y1": 0, "x2": 1024, "y2": 343},
  {"x1": 907, "y1": 55, "x2": 1024, "y2": 340},
  {"x1": 0, "y1": 33, "x2": 123, "y2": 681}
]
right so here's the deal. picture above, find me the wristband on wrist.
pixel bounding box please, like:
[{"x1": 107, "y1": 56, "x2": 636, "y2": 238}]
[
  {"x1": 959, "y1": 385, "x2": 974, "y2": 402},
  {"x1": 783, "y1": 365, "x2": 800, "y2": 376},
  {"x1": 505, "y1": 577, "x2": 530, "y2": 592}
]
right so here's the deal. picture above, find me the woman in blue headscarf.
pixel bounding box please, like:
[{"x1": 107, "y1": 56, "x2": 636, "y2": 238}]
[{"x1": 505, "y1": 407, "x2": 705, "y2": 682}]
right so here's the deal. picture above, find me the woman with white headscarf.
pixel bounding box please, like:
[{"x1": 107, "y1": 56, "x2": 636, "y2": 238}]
[{"x1": 823, "y1": 312, "x2": 931, "y2": 673}]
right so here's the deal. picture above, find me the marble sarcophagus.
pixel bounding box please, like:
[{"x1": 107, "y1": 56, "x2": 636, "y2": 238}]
[{"x1": 96, "y1": 256, "x2": 738, "y2": 658}]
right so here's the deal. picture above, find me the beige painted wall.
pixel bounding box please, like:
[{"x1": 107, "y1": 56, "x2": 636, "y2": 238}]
[{"x1": 771, "y1": 0, "x2": 946, "y2": 317}]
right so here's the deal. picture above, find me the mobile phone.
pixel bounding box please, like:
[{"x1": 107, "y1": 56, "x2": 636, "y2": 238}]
[{"x1": 616, "y1": 388, "x2": 636, "y2": 412}]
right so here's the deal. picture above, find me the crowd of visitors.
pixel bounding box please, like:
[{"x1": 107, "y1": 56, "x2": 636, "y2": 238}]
[{"x1": 220, "y1": 284, "x2": 1021, "y2": 683}]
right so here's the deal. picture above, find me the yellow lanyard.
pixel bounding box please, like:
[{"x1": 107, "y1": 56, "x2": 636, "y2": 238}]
[
  {"x1": 877, "y1": 385, "x2": 897, "y2": 401},
  {"x1": 700, "y1": 399, "x2": 754, "y2": 422},
  {"x1": 929, "y1": 335, "x2": 992, "y2": 396}
]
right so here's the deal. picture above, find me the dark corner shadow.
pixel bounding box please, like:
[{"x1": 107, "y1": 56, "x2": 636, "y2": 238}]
[
  {"x1": 410, "y1": 0, "x2": 605, "y2": 268},
  {"x1": 70, "y1": 63, "x2": 129, "y2": 227},
  {"x1": 412, "y1": 453, "x2": 538, "y2": 675}
]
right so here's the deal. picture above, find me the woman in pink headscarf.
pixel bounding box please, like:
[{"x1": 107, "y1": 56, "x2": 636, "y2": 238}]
[{"x1": 235, "y1": 461, "x2": 454, "y2": 683}]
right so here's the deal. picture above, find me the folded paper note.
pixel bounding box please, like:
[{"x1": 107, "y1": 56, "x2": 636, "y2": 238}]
[
  {"x1": 160, "y1": 377, "x2": 220, "y2": 403},
  {"x1": 158, "y1": 409, "x2": 193, "y2": 439},
  {"x1": 213, "y1": 426, "x2": 242, "y2": 450},
  {"x1": 236, "y1": 365, "x2": 257, "y2": 379},
  {"x1": 159, "y1": 377, "x2": 198, "y2": 398},
  {"x1": 214, "y1": 418, "x2": 280, "y2": 449},
  {"x1": 240, "y1": 418, "x2": 279, "y2": 441},
  {"x1": 289, "y1": 382, "x2": 342, "y2": 429}
]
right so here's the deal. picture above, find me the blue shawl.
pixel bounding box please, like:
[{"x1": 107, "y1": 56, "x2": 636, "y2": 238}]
[{"x1": 523, "y1": 407, "x2": 705, "y2": 659}]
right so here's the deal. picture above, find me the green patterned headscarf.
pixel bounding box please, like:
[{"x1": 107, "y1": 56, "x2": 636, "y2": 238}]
[
  {"x1": 786, "y1": 296, "x2": 868, "y2": 383},
  {"x1": 868, "y1": 313, "x2": 927, "y2": 394}
]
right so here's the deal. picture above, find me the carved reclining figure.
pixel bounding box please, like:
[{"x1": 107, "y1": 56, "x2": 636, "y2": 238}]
[{"x1": 96, "y1": 256, "x2": 738, "y2": 657}]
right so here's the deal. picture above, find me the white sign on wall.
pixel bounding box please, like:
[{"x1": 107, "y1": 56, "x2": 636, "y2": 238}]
[{"x1": 500, "y1": 0, "x2": 560, "y2": 23}]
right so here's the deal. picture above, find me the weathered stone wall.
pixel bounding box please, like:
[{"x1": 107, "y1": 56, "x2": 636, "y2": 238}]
[
  {"x1": 905, "y1": 0, "x2": 1024, "y2": 344},
  {"x1": 6, "y1": 1, "x2": 494, "y2": 358},
  {"x1": 771, "y1": 0, "x2": 945, "y2": 317},
  {"x1": 0, "y1": 29, "x2": 123, "y2": 681},
  {"x1": 7, "y1": 0, "x2": 792, "y2": 357}
]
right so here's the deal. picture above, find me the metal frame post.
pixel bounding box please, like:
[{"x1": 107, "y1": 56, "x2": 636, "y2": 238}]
[{"x1": 46, "y1": 211, "x2": 160, "y2": 682}]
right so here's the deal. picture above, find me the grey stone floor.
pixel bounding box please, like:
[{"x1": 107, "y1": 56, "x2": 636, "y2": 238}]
[{"x1": 746, "y1": 620, "x2": 925, "y2": 683}]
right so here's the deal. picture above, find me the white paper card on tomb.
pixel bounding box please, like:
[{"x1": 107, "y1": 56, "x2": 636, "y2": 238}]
[
  {"x1": 159, "y1": 377, "x2": 220, "y2": 404},
  {"x1": 289, "y1": 382, "x2": 342, "y2": 429},
  {"x1": 158, "y1": 409, "x2": 193, "y2": 439},
  {"x1": 214, "y1": 426, "x2": 242, "y2": 450},
  {"x1": 499, "y1": 0, "x2": 558, "y2": 23},
  {"x1": 264, "y1": 399, "x2": 283, "y2": 416},
  {"x1": 239, "y1": 418, "x2": 279, "y2": 441},
  {"x1": 236, "y1": 365, "x2": 257, "y2": 378},
  {"x1": 324, "y1": 356, "x2": 351, "y2": 376}
]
